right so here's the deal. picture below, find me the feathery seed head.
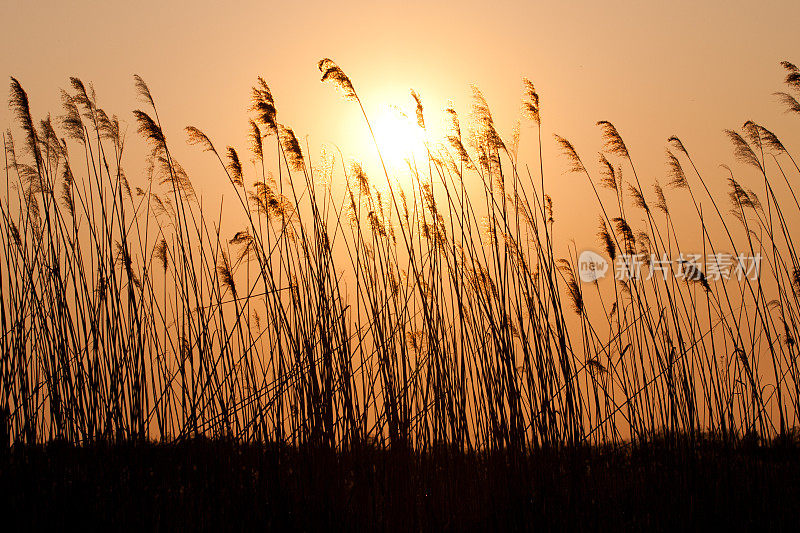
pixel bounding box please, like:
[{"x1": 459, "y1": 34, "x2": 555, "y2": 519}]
[
  {"x1": 654, "y1": 182, "x2": 668, "y2": 215},
  {"x1": 249, "y1": 120, "x2": 263, "y2": 160},
  {"x1": 725, "y1": 129, "x2": 763, "y2": 171},
  {"x1": 597, "y1": 120, "x2": 629, "y2": 159},
  {"x1": 278, "y1": 125, "x2": 304, "y2": 171},
  {"x1": 251, "y1": 77, "x2": 277, "y2": 132},
  {"x1": 667, "y1": 136, "x2": 688, "y2": 156},
  {"x1": 554, "y1": 134, "x2": 586, "y2": 174},
  {"x1": 774, "y1": 92, "x2": 800, "y2": 115},
  {"x1": 133, "y1": 110, "x2": 165, "y2": 147},
  {"x1": 521, "y1": 78, "x2": 541, "y2": 125},
  {"x1": 410, "y1": 90, "x2": 425, "y2": 129},
  {"x1": 226, "y1": 147, "x2": 244, "y2": 186},
  {"x1": 666, "y1": 150, "x2": 688, "y2": 189},
  {"x1": 185, "y1": 126, "x2": 216, "y2": 153},
  {"x1": 318, "y1": 58, "x2": 356, "y2": 100},
  {"x1": 598, "y1": 218, "x2": 616, "y2": 261},
  {"x1": 133, "y1": 74, "x2": 155, "y2": 109}
]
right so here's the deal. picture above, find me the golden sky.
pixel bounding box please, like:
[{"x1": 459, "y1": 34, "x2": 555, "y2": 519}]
[
  {"x1": 2, "y1": 0, "x2": 800, "y2": 446},
  {"x1": 2, "y1": 0, "x2": 799, "y2": 243}
]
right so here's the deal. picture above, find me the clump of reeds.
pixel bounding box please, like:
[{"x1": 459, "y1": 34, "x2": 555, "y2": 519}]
[{"x1": 0, "y1": 58, "x2": 798, "y2": 452}]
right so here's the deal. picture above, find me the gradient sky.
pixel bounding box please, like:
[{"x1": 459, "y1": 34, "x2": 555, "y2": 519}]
[{"x1": 2, "y1": 0, "x2": 799, "y2": 244}]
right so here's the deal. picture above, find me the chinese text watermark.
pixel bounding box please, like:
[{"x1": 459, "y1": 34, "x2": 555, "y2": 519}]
[{"x1": 577, "y1": 251, "x2": 761, "y2": 282}]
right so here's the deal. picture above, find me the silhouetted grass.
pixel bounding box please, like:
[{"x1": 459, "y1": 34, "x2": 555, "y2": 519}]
[{"x1": 1, "y1": 57, "x2": 800, "y2": 528}]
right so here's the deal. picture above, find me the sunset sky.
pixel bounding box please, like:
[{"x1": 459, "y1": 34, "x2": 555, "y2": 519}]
[
  {"x1": 4, "y1": 0, "x2": 800, "y2": 466},
  {"x1": 2, "y1": 0, "x2": 798, "y2": 243}
]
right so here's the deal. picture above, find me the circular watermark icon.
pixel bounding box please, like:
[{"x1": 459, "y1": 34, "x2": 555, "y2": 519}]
[{"x1": 578, "y1": 250, "x2": 609, "y2": 282}]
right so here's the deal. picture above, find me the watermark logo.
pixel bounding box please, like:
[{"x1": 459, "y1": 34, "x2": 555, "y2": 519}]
[
  {"x1": 578, "y1": 250, "x2": 609, "y2": 282},
  {"x1": 577, "y1": 251, "x2": 761, "y2": 283}
]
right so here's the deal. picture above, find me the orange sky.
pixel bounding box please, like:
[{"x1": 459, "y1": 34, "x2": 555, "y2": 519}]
[
  {"x1": 2, "y1": 0, "x2": 799, "y2": 444},
  {"x1": 2, "y1": 0, "x2": 799, "y2": 247}
]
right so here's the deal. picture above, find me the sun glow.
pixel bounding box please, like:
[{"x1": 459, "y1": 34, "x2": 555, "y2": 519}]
[{"x1": 371, "y1": 104, "x2": 427, "y2": 171}]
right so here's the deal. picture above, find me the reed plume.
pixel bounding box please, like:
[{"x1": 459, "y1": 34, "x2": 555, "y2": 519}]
[
  {"x1": 598, "y1": 218, "x2": 617, "y2": 261},
  {"x1": 558, "y1": 259, "x2": 584, "y2": 314},
  {"x1": 598, "y1": 154, "x2": 617, "y2": 190},
  {"x1": 521, "y1": 78, "x2": 540, "y2": 125},
  {"x1": 781, "y1": 60, "x2": 800, "y2": 92},
  {"x1": 410, "y1": 90, "x2": 425, "y2": 129},
  {"x1": 665, "y1": 150, "x2": 689, "y2": 189},
  {"x1": 278, "y1": 125, "x2": 304, "y2": 171},
  {"x1": 613, "y1": 217, "x2": 636, "y2": 255},
  {"x1": 597, "y1": 120, "x2": 629, "y2": 159},
  {"x1": 133, "y1": 74, "x2": 155, "y2": 109},
  {"x1": 554, "y1": 134, "x2": 586, "y2": 174},
  {"x1": 318, "y1": 58, "x2": 356, "y2": 100},
  {"x1": 470, "y1": 86, "x2": 504, "y2": 152},
  {"x1": 653, "y1": 182, "x2": 668, "y2": 215},
  {"x1": 628, "y1": 184, "x2": 648, "y2": 212},
  {"x1": 218, "y1": 249, "x2": 237, "y2": 299},
  {"x1": 60, "y1": 91, "x2": 85, "y2": 143},
  {"x1": 9, "y1": 78, "x2": 39, "y2": 162},
  {"x1": 750, "y1": 123, "x2": 786, "y2": 153},
  {"x1": 155, "y1": 237, "x2": 168, "y2": 271},
  {"x1": 251, "y1": 77, "x2": 277, "y2": 133},
  {"x1": 725, "y1": 129, "x2": 763, "y2": 171},
  {"x1": 249, "y1": 120, "x2": 263, "y2": 160},
  {"x1": 226, "y1": 147, "x2": 245, "y2": 186},
  {"x1": 133, "y1": 110, "x2": 165, "y2": 147},
  {"x1": 774, "y1": 91, "x2": 800, "y2": 115},
  {"x1": 185, "y1": 126, "x2": 216, "y2": 153}
]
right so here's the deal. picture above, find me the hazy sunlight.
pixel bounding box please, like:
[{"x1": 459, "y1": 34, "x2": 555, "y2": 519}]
[{"x1": 372, "y1": 103, "x2": 427, "y2": 171}]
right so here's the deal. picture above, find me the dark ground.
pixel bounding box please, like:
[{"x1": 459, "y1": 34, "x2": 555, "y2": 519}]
[{"x1": 1, "y1": 436, "x2": 799, "y2": 531}]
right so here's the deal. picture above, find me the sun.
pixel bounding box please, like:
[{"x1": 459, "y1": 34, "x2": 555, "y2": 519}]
[{"x1": 371, "y1": 104, "x2": 427, "y2": 170}]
